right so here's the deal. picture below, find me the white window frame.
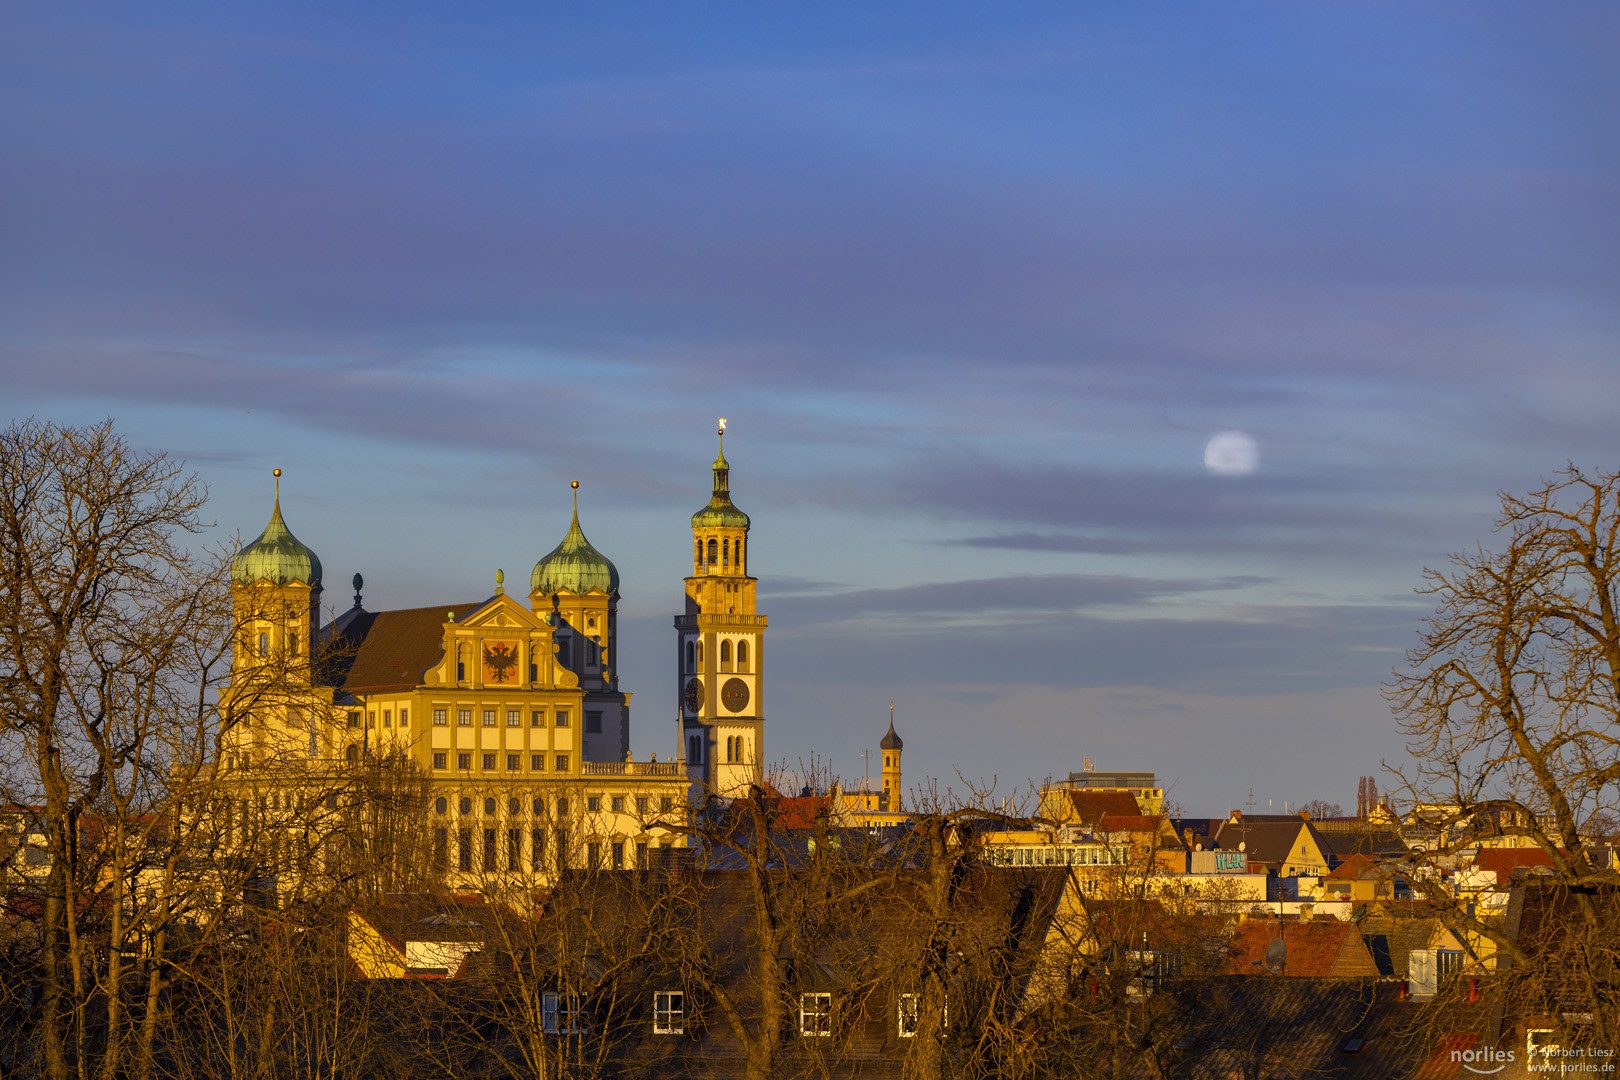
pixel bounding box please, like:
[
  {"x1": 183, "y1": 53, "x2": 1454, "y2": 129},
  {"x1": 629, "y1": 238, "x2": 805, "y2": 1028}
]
[
  {"x1": 897, "y1": 994, "x2": 919, "y2": 1038},
  {"x1": 507, "y1": 709, "x2": 521, "y2": 727},
  {"x1": 653, "y1": 990, "x2": 684, "y2": 1034},
  {"x1": 799, "y1": 992, "x2": 832, "y2": 1037},
  {"x1": 542, "y1": 991, "x2": 584, "y2": 1034}
]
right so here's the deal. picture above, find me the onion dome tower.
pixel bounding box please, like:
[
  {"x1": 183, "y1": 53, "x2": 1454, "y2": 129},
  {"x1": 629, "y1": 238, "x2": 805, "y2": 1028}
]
[
  {"x1": 530, "y1": 482, "x2": 626, "y2": 760},
  {"x1": 880, "y1": 703, "x2": 903, "y2": 811},
  {"x1": 678, "y1": 420, "x2": 765, "y2": 794},
  {"x1": 230, "y1": 469, "x2": 323, "y2": 683}
]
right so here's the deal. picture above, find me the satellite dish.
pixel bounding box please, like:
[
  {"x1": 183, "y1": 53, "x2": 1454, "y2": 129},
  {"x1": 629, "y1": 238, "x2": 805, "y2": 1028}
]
[
  {"x1": 1239, "y1": 841, "x2": 1247, "y2": 852},
  {"x1": 1263, "y1": 936, "x2": 1287, "y2": 975}
]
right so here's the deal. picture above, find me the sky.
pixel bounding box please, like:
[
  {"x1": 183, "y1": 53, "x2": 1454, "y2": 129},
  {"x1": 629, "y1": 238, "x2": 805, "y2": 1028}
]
[{"x1": 4, "y1": 3, "x2": 1619, "y2": 813}]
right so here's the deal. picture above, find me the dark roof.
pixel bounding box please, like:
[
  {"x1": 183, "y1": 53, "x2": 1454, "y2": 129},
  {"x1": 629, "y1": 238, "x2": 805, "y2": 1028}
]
[
  {"x1": 879, "y1": 718, "x2": 903, "y2": 751},
  {"x1": 329, "y1": 603, "x2": 483, "y2": 693},
  {"x1": 1317, "y1": 829, "x2": 1409, "y2": 862},
  {"x1": 1353, "y1": 909, "x2": 1439, "y2": 978},
  {"x1": 1139, "y1": 977, "x2": 1498, "y2": 1080},
  {"x1": 1212, "y1": 819, "x2": 1316, "y2": 868}
]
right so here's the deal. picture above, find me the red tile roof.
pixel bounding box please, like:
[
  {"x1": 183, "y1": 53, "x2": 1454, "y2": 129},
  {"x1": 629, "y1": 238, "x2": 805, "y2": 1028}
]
[
  {"x1": 1067, "y1": 790, "x2": 1140, "y2": 826},
  {"x1": 1472, "y1": 847, "x2": 1556, "y2": 885},
  {"x1": 1222, "y1": 919, "x2": 1379, "y2": 978}
]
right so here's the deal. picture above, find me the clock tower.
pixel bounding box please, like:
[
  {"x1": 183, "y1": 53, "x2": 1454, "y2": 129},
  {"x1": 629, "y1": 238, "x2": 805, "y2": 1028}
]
[{"x1": 677, "y1": 421, "x2": 765, "y2": 795}]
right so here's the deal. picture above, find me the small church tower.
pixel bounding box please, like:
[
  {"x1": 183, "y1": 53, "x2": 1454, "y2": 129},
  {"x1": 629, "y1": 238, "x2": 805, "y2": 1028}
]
[{"x1": 880, "y1": 704, "x2": 903, "y2": 812}]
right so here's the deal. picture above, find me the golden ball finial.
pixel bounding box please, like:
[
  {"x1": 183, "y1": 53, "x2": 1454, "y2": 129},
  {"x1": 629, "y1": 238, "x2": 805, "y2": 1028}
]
[
  {"x1": 571, "y1": 480, "x2": 579, "y2": 490},
  {"x1": 273, "y1": 468, "x2": 281, "y2": 478}
]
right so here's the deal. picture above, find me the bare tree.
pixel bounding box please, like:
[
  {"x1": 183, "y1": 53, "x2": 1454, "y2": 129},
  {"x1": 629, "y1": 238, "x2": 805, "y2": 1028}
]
[{"x1": 1388, "y1": 464, "x2": 1620, "y2": 1047}]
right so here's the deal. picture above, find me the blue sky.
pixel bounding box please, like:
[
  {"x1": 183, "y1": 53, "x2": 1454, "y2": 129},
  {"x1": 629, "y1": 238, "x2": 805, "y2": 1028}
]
[{"x1": 4, "y1": 3, "x2": 1618, "y2": 812}]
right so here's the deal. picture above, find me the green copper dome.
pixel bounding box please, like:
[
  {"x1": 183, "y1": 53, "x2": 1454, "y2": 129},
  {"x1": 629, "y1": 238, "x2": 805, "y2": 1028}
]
[
  {"x1": 531, "y1": 491, "x2": 619, "y2": 595},
  {"x1": 231, "y1": 482, "x2": 322, "y2": 588},
  {"x1": 691, "y1": 433, "x2": 750, "y2": 529}
]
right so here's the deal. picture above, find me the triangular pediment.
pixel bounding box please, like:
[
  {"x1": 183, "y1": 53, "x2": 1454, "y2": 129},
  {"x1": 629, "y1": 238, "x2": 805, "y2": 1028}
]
[{"x1": 459, "y1": 593, "x2": 547, "y2": 631}]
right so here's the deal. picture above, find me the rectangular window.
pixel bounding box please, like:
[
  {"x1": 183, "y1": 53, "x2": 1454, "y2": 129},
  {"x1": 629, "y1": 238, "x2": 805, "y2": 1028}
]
[
  {"x1": 458, "y1": 709, "x2": 472, "y2": 726},
  {"x1": 399, "y1": 708, "x2": 408, "y2": 729},
  {"x1": 636, "y1": 842, "x2": 648, "y2": 867},
  {"x1": 531, "y1": 709, "x2": 543, "y2": 727},
  {"x1": 555, "y1": 753, "x2": 570, "y2": 773},
  {"x1": 383, "y1": 710, "x2": 391, "y2": 728},
  {"x1": 587, "y1": 796, "x2": 600, "y2": 813},
  {"x1": 800, "y1": 993, "x2": 832, "y2": 1037},
  {"x1": 483, "y1": 828, "x2": 496, "y2": 871},
  {"x1": 482, "y1": 709, "x2": 497, "y2": 727},
  {"x1": 433, "y1": 752, "x2": 447, "y2": 770},
  {"x1": 434, "y1": 708, "x2": 447, "y2": 726},
  {"x1": 653, "y1": 990, "x2": 684, "y2": 1034},
  {"x1": 612, "y1": 841, "x2": 624, "y2": 869},
  {"x1": 661, "y1": 796, "x2": 673, "y2": 812},
  {"x1": 508, "y1": 828, "x2": 521, "y2": 870},
  {"x1": 532, "y1": 753, "x2": 545, "y2": 772},
  {"x1": 507, "y1": 709, "x2": 521, "y2": 727},
  {"x1": 532, "y1": 828, "x2": 545, "y2": 871},
  {"x1": 348, "y1": 711, "x2": 361, "y2": 728},
  {"x1": 585, "y1": 710, "x2": 603, "y2": 734},
  {"x1": 457, "y1": 752, "x2": 472, "y2": 770},
  {"x1": 542, "y1": 992, "x2": 583, "y2": 1034},
  {"x1": 557, "y1": 637, "x2": 571, "y2": 667},
  {"x1": 258, "y1": 631, "x2": 269, "y2": 656},
  {"x1": 367, "y1": 711, "x2": 376, "y2": 728},
  {"x1": 611, "y1": 796, "x2": 624, "y2": 813},
  {"x1": 458, "y1": 829, "x2": 472, "y2": 871},
  {"x1": 588, "y1": 841, "x2": 600, "y2": 868},
  {"x1": 556, "y1": 829, "x2": 569, "y2": 871},
  {"x1": 555, "y1": 710, "x2": 570, "y2": 728},
  {"x1": 1436, "y1": 949, "x2": 1465, "y2": 982},
  {"x1": 636, "y1": 796, "x2": 649, "y2": 814},
  {"x1": 897, "y1": 995, "x2": 919, "y2": 1038},
  {"x1": 507, "y1": 753, "x2": 521, "y2": 771},
  {"x1": 433, "y1": 828, "x2": 447, "y2": 870},
  {"x1": 482, "y1": 753, "x2": 496, "y2": 771}
]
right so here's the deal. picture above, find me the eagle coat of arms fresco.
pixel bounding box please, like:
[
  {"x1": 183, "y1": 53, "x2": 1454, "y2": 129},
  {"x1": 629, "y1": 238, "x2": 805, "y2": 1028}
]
[{"x1": 482, "y1": 641, "x2": 521, "y2": 684}]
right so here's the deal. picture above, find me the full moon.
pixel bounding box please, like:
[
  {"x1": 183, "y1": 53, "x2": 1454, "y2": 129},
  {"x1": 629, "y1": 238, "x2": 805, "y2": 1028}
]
[{"x1": 1204, "y1": 431, "x2": 1259, "y2": 476}]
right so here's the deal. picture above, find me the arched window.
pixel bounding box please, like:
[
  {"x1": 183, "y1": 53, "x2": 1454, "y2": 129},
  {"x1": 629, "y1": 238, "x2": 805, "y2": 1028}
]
[
  {"x1": 723, "y1": 538, "x2": 729, "y2": 567},
  {"x1": 696, "y1": 641, "x2": 703, "y2": 666},
  {"x1": 460, "y1": 797, "x2": 472, "y2": 814},
  {"x1": 509, "y1": 797, "x2": 521, "y2": 815},
  {"x1": 707, "y1": 538, "x2": 718, "y2": 565},
  {"x1": 737, "y1": 641, "x2": 749, "y2": 672},
  {"x1": 689, "y1": 734, "x2": 702, "y2": 763},
  {"x1": 557, "y1": 798, "x2": 569, "y2": 816},
  {"x1": 686, "y1": 640, "x2": 695, "y2": 673},
  {"x1": 345, "y1": 744, "x2": 358, "y2": 763},
  {"x1": 695, "y1": 538, "x2": 702, "y2": 566},
  {"x1": 288, "y1": 630, "x2": 299, "y2": 657},
  {"x1": 720, "y1": 640, "x2": 731, "y2": 671},
  {"x1": 258, "y1": 632, "x2": 269, "y2": 657},
  {"x1": 484, "y1": 797, "x2": 496, "y2": 815},
  {"x1": 738, "y1": 538, "x2": 744, "y2": 571}
]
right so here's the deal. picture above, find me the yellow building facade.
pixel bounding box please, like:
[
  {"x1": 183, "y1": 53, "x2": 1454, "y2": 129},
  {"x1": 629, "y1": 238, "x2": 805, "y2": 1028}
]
[{"x1": 218, "y1": 439, "x2": 767, "y2": 890}]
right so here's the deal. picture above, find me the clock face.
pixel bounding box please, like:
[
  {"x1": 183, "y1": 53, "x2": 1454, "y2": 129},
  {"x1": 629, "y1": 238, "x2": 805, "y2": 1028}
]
[
  {"x1": 684, "y1": 678, "x2": 704, "y2": 713},
  {"x1": 721, "y1": 677, "x2": 750, "y2": 713}
]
